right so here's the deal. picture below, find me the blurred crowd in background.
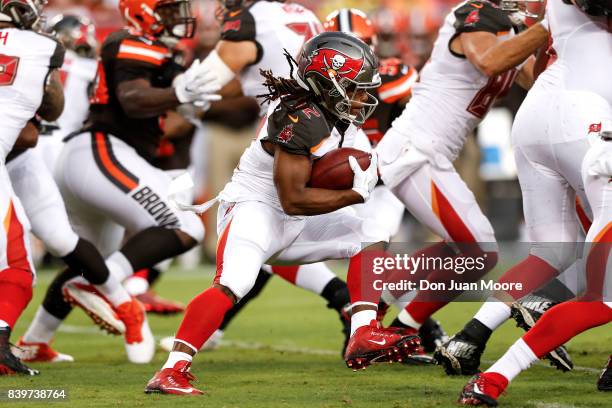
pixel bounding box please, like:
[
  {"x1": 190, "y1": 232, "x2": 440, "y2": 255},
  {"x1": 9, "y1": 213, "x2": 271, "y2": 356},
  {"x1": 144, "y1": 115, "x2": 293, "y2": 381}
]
[{"x1": 38, "y1": 0, "x2": 527, "y2": 266}]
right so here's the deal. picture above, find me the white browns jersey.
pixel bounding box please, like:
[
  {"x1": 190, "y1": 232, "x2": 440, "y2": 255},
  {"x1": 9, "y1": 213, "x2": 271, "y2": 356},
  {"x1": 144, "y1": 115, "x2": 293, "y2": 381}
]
[
  {"x1": 54, "y1": 49, "x2": 97, "y2": 138},
  {"x1": 219, "y1": 0, "x2": 322, "y2": 112},
  {"x1": 0, "y1": 28, "x2": 63, "y2": 161},
  {"x1": 536, "y1": 0, "x2": 612, "y2": 104},
  {"x1": 382, "y1": 0, "x2": 520, "y2": 161}
]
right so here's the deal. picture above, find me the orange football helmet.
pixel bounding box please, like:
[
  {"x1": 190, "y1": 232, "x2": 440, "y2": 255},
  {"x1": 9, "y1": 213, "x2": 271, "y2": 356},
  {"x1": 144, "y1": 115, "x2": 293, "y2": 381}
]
[
  {"x1": 119, "y1": 0, "x2": 196, "y2": 38},
  {"x1": 323, "y1": 8, "x2": 377, "y2": 48}
]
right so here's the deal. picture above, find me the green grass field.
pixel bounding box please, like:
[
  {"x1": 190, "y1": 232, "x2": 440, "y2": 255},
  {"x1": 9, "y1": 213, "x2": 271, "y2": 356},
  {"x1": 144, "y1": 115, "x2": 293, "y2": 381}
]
[{"x1": 2, "y1": 265, "x2": 610, "y2": 407}]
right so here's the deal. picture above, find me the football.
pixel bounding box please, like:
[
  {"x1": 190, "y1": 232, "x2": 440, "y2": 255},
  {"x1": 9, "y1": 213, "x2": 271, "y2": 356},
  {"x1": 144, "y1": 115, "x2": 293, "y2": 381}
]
[{"x1": 308, "y1": 147, "x2": 371, "y2": 190}]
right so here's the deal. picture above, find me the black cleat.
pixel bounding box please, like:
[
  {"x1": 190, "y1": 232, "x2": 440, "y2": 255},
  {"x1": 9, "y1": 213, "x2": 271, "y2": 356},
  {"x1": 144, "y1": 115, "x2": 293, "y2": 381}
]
[
  {"x1": 419, "y1": 318, "x2": 449, "y2": 353},
  {"x1": 597, "y1": 355, "x2": 612, "y2": 391},
  {"x1": 0, "y1": 328, "x2": 39, "y2": 376},
  {"x1": 434, "y1": 332, "x2": 484, "y2": 376},
  {"x1": 511, "y1": 295, "x2": 573, "y2": 372}
]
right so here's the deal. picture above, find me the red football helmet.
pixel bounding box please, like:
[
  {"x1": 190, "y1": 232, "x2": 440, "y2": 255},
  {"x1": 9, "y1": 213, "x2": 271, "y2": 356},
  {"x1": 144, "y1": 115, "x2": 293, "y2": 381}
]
[{"x1": 119, "y1": 0, "x2": 196, "y2": 38}]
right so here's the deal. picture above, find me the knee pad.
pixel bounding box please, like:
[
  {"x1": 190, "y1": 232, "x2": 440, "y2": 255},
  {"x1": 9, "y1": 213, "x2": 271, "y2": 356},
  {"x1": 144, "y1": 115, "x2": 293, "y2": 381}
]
[
  {"x1": 40, "y1": 226, "x2": 79, "y2": 258},
  {"x1": 219, "y1": 274, "x2": 258, "y2": 301}
]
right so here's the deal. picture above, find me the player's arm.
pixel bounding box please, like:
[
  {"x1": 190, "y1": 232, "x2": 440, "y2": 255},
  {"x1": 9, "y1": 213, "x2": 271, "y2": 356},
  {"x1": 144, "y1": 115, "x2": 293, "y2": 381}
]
[
  {"x1": 272, "y1": 145, "x2": 363, "y2": 216},
  {"x1": 115, "y1": 38, "x2": 220, "y2": 118},
  {"x1": 117, "y1": 79, "x2": 181, "y2": 118},
  {"x1": 515, "y1": 57, "x2": 536, "y2": 89},
  {"x1": 37, "y1": 69, "x2": 64, "y2": 121},
  {"x1": 460, "y1": 23, "x2": 548, "y2": 77},
  {"x1": 197, "y1": 9, "x2": 261, "y2": 96},
  {"x1": 162, "y1": 110, "x2": 194, "y2": 139},
  {"x1": 13, "y1": 120, "x2": 40, "y2": 149}
]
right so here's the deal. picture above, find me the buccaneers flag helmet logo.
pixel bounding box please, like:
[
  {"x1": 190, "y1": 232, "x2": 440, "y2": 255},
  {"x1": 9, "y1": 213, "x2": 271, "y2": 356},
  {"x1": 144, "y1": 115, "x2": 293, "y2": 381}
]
[
  {"x1": 303, "y1": 48, "x2": 364, "y2": 81},
  {"x1": 278, "y1": 124, "x2": 294, "y2": 143}
]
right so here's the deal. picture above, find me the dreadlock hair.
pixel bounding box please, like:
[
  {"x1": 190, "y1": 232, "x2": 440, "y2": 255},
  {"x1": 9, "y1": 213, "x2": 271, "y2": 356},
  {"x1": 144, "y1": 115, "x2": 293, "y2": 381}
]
[{"x1": 257, "y1": 49, "x2": 317, "y2": 113}]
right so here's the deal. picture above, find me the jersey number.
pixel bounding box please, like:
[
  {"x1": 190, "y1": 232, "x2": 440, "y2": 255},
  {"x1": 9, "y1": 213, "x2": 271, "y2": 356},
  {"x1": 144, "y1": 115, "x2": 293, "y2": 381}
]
[
  {"x1": 467, "y1": 70, "x2": 518, "y2": 119},
  {"x1": 0, "y1": 54, "x2": 20, "y2": 86}
]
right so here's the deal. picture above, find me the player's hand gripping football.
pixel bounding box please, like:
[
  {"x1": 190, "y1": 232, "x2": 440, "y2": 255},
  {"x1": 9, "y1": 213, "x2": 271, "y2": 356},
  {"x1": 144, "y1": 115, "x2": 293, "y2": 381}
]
[
  {"x1": 349, "y1": 152, "x2": 378, "y2": 202},
  {"x1": 173, "y1": 59, "x2": 222, "y2": 106}
]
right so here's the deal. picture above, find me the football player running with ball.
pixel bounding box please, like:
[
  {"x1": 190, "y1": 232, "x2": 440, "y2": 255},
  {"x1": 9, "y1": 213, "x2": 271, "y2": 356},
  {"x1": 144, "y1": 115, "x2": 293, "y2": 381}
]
[
  {"x1": 145, "y1": 32, "x2": 422, "y2": 395},
  {"x1": 163, "y1": 0, "x2": 356, "y2": 354}
]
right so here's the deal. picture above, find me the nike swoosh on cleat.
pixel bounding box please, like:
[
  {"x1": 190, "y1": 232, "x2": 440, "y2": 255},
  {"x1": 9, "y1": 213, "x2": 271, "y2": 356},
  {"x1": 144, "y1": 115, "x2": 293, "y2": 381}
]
[
  {"x1": 473, "y1": 383, "x2": 482, "y2": 395},
  {"x1": 368, "y1": 339, "x2": 386, "y2": 346},
  {"x1": 165, "y1": 387, "x2": 195, "y2": 393}
]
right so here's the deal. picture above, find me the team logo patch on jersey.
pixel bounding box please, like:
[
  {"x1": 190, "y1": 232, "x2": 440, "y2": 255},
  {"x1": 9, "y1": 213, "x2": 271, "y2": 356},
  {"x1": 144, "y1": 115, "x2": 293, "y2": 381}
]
[
  {"x1": 304, "y1": 48, "x2": 364, "y2": 81},
  {"x1": 589, "y1": 123, "x2": 602, "y2": 134},
  {"x1": 465, "y1": 9, "x2": 480, "y2": 26},
  {"x1": 223, "y1": 20, "x2": 241, "y2": 33},
  {"x1": 278, "y1": 124, "x2": 294, "y2": 143}
]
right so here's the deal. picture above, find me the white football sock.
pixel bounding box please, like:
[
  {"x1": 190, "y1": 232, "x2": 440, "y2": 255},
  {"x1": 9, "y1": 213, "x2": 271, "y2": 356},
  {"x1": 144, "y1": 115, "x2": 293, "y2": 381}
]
[
  {"x1": 486, "y1": 338, "x2": 537, "y2": 382},
  {"x1": 397, "y1": 308, "x2": 422, "y2": 329},
  {"x1": 123, "y1": 276, "x2": 149, "y2": 297},
  {"x1": 473, "y1": 298, "x2": 512, "y2": 331},
  {"x1": 294, "y1": 263, "x2": 335, "y2": 295},
  {"x1": 95, "y1": 274, "x2": 131, "y2": 307},
  {"x1": 106, "y1": 251, "x2": 133, "y2": 282},
  {"x1": 351, "y1": 309, "x2": 377, "y2": 336},
  {"x1": 22, "y1": 307, "x2": 62, "y2": 344},
  {"x1": 162, "y1": 351, "x2": 193, "y2": 369}
]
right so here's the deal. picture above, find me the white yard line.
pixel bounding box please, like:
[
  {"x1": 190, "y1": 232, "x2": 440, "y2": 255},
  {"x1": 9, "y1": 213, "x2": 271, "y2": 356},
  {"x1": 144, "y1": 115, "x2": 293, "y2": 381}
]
[
  {"x1": 58, "y1": 324, "x2": 601, "y2": 373},
  {"x1": 526, "y1": 401, "x2": 578, "y2": 408}
]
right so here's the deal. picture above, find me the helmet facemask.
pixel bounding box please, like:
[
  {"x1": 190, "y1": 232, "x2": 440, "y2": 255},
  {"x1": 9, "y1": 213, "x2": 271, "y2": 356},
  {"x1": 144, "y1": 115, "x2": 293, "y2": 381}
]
[
  {"x1": 311, "y1": 69, "x2": 380, "y2": 126},
  {"x1": 499, "y1": 0, "x2": 545, "y2": 19},
  {"x1": 156, "y1": 0, "x2": 196, "y2": 38},
  {"x1": 0, "y1": 0, "x2": 46, "y2": 29}
]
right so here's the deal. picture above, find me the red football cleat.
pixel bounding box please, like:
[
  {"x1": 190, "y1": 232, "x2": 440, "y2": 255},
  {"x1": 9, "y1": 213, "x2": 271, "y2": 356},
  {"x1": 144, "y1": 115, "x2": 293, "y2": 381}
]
[
  {"x1": 145, "y1": 361, "x2": 204, "y2": 395},
  {"x1": 13, "y1": 339, "x2": 74, "y2": 363},
  {"x1": 458, "y1": 372, "x2": 508, "y2": 406},
  {"x1": 344, "y1": 320, "x2": 422, "y2": 370},
  {"x1": 392, "y1": 326, "x2": 434, "y2": 365},
  {"x1": 136, "y1": 290, "x2": 185, "y2": 315},
  {"x1": 116, "y1": 298, "x2": 155, "y2": 364}
]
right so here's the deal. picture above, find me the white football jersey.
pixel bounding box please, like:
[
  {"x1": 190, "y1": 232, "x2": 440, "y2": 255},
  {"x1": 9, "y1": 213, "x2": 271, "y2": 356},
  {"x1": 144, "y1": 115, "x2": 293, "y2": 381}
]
[
  {"x1": 384, "y1": 0, "x2": 520, "y2": 161},
  {"x1": 54, "y1": 49, "x2": 97, "y2": 139},
  {"x1": 220, "y1": 1, "x2": 322, "y2": 112},
  {"x1": 536, "y1": 0, "x2": 612, "y2": 104},
  {"x1": 0, "y1": 28, "x2": 63, "y2": 161}
]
